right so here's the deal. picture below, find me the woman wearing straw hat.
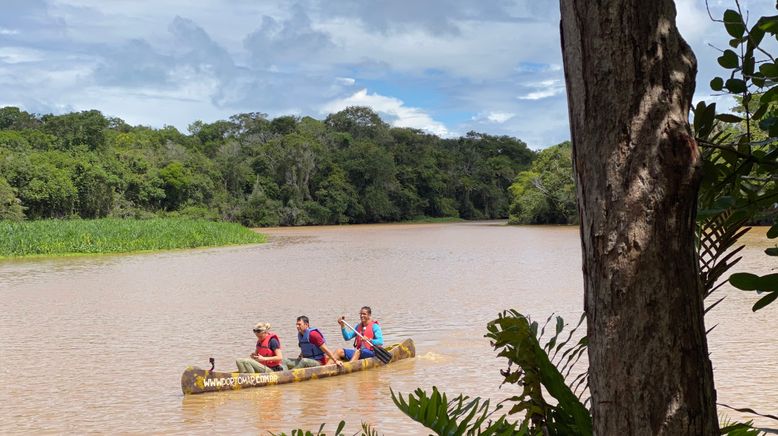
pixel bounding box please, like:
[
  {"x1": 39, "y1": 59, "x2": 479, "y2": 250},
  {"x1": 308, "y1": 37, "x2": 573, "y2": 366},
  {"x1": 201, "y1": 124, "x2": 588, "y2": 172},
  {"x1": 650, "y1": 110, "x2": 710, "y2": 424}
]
[{"x1": 235, "y1": 322, "x2": 286, "y2": 373}]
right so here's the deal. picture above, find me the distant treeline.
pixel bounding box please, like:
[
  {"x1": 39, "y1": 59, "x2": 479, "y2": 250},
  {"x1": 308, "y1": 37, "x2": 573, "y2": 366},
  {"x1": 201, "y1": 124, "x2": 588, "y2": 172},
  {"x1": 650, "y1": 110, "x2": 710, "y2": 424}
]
[{"x1": 0, "y1": 106, "x2": 553, "y2": 226}]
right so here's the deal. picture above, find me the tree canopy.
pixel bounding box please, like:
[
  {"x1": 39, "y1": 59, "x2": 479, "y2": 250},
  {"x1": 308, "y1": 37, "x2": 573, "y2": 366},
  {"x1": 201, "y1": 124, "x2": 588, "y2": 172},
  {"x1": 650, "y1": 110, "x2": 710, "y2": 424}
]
[
  {"x1": 0, "y1": 106, "x2": 536, "y2": 225},
  {"x1": 508, "y1": 141, "x2": 576, "y2": 225}
]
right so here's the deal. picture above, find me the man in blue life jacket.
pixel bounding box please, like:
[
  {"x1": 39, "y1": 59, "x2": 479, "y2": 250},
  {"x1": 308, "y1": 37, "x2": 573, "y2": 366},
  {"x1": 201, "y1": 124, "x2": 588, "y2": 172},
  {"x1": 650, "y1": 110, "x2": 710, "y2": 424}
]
[
  {"x1": 283, "y1": 315, "x2": 343, "y2": 369},
  {"x1": 335, "y1": 306, "x2": 383, "y2": 361}
]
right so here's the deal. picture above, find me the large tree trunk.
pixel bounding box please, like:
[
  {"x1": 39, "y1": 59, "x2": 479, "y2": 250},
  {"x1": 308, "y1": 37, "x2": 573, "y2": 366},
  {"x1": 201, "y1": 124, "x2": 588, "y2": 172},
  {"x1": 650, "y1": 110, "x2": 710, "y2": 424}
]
[{"x1": 559, "y1": 1, "x2": 719, "y2": 434}]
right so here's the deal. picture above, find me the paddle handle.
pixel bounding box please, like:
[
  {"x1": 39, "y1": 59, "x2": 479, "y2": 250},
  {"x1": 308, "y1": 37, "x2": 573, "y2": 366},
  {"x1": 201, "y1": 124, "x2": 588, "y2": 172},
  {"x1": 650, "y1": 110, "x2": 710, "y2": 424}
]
[{"x1": 341, "y1": 319, "x2": 376, "y2": 347}]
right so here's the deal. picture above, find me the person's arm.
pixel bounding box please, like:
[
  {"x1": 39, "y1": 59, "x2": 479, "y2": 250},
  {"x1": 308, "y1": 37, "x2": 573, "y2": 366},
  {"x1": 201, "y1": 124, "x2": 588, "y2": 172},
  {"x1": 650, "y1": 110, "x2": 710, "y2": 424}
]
[
  {"x1": 254, "y1": 338, "x2": 283, "y2": 363},
  {"x1": 310, "y1": 330, "x2": 343, "y2": 368},
  {"x1": 319, "y1": 343, "x2": 343, "y2": 368},
  {"x1": 341, "y1": 327, "x2": 356, "y2": 341},
  {"x1": 372, "y1": 323, "x2": 383, "y2": 346},
  {"x1": 338, "y1": 316, "x2": 356, "y2": 340}
]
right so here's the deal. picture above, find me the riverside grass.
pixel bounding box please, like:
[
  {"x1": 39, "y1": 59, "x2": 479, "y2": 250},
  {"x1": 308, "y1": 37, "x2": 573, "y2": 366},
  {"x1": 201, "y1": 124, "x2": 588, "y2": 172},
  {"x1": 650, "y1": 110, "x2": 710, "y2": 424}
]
[{"x1": 0, "y1": 218, "x2": 265, "y2": 258}]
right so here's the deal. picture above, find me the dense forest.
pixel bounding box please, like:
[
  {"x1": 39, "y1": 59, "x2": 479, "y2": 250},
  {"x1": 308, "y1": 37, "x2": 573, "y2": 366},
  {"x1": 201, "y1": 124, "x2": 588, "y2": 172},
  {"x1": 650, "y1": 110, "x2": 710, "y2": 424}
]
[{"x1": 0, "y1": 106, "x2": 547, "y2": 226}]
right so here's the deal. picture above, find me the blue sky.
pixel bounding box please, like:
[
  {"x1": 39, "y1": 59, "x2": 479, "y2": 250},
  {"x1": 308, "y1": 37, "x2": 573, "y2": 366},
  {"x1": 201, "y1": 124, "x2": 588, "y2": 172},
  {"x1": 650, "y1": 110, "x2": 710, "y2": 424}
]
[{"x1": 0, "y1": 0, "x2": 773, "y2": 148}]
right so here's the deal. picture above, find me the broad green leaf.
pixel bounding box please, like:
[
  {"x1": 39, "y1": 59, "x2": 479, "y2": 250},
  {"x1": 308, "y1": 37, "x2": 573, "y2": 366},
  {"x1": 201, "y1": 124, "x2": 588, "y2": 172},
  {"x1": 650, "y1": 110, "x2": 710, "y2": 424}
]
[
  {"x1": 718, "y1": 50, "x2": 739, "y2": 69},
  {"x1": 756, "y1": 273, "x2": 778, "y2": 292},
  {"x1": 753, "y1": 291, "x2": 778, "y2": 311},
  {"x1": 730, "y1": 272, "x2": 760, "y2": 290},
  {"x1": 760, "y1": 87, "x2": 778, "y2": 107},
  {"x1": 724, "y1": 9, "x2": 746, "y2": 38},
  {"x1": 710, "y1": 77, "x2": 724, "y2": 91},
  {"x1": 752, "y1": 74, "x2": 766, "y2": 88},
  {"x1": 725, "y1": 78, "x2": 747, "y2": 93},
  {"x1": 752, "y1": 103, "x2": 768, "y2": 121},
  {"x1": 715, "y1": 114, "x2": 743, "y2": 123},
  {"x1": 757, "y1": 15, "x2": 778, "y2": 34},
  {"x1": 767, "y1": 222, "x2": 778, "y2": 239},
  {"x1": 693, "y1": 101, "x2": 716, "y2": 138},
  {"x1": 748, "y1": 21, "x2": 765, "y2": 47},
  {"x1": 759, "y1": 63, "x2": 778, "y2": 78}
]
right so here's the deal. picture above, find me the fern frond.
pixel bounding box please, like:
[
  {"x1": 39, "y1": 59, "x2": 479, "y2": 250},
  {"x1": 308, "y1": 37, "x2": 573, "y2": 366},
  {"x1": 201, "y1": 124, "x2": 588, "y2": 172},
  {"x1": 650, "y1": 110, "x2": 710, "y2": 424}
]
[{"x1": 697, "y1": 209, "x2": 750, "y2": 309}]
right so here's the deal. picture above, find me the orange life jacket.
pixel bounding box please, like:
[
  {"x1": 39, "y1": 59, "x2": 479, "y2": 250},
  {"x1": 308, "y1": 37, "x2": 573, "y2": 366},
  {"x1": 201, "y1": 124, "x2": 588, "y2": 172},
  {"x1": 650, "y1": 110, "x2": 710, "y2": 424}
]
[
  {"x1": 354, "y1": 320, "x2": 379, "y2": 350},
  {"x1": 256, "y1": 332, "x2": 282, "y2": 368}
]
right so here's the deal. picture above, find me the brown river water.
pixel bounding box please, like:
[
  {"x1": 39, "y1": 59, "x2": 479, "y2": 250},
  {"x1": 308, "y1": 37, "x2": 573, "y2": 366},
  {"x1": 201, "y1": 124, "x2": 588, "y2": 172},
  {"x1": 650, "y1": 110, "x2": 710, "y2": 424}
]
[{"x1": 0, "y1": 221, "x2": 775, "y2": 434}]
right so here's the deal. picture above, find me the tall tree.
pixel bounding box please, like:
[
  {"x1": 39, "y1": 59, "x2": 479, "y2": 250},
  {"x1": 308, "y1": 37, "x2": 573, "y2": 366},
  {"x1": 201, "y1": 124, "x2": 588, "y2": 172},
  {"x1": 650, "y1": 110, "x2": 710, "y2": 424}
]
[{"x1": 560, "y1": 1, "x2": 718, "y2": 434}]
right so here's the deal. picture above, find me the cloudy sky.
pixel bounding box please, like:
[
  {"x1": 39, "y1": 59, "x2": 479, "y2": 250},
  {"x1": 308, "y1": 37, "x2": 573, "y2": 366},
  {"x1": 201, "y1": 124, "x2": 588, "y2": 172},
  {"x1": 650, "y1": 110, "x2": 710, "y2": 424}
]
[{"x1": 0, "y1": 0, "x2": 773, "y2": 148}]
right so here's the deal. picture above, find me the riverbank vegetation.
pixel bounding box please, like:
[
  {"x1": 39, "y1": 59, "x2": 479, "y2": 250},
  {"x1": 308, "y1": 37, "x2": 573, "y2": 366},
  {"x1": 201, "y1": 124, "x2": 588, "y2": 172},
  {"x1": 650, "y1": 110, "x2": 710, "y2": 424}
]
[
  {"x1": 0, "y1": 218, "x2": 265, "y2": 258},
  {"x1": 0, "y1": 106, "x2": 534, "y2": 226},
  {"x1": 508, "y1": 141, "x2": 576, "y2": 225}
]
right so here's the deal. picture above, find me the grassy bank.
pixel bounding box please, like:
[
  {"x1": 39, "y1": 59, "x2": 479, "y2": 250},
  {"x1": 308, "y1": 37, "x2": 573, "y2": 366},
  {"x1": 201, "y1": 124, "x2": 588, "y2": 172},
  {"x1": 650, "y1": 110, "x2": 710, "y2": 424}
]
[
  {"x1": 0, "y1": 218, "x2": 265, "y2": 258},
  {"x1": 401, "y1": 216, "x2": 465, "y2": 224}
]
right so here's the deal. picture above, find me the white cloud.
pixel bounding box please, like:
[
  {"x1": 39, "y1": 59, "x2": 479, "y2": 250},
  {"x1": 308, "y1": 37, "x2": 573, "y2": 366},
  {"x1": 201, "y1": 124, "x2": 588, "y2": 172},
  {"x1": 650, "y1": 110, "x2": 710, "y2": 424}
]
[
  {"x1": 0, "y1": 27, "x2": 19, "y2": 35},
  {"x1": 517, "y1": 79, "x2": 565, "y2": 100},
  {"x1": 473, "y1": 111, "x2": 515, "y2": 123},
  {"x1": 322, "y1": 88, "x2": 450, "y2": 137},
  {"x1": 487, "y1": 111, "x2": 515, "y2": 123},
  {"x1": 336, "y1": 77, "x2": 355, "y2": 86}
]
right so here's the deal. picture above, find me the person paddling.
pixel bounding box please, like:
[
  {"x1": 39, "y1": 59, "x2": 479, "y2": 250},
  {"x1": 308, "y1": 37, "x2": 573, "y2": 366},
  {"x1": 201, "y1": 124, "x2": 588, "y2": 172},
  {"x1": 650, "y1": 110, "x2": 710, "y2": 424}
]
[
  {"x1": 336, "y1": 306, "x2": 383, "y2": 362},
  {"x1": 284, "y1": 315, "x2": 343, "y2": 369},
  {"x1": 235, "y1": 322, "x2": 285, "y2": 373}
]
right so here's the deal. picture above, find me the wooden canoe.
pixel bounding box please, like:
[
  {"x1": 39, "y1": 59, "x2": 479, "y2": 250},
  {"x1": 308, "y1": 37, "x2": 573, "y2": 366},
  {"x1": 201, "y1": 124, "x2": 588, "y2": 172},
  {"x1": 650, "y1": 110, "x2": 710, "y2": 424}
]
[{"x1": 181, "y1": 338, "x2": 415, "y2": 395}]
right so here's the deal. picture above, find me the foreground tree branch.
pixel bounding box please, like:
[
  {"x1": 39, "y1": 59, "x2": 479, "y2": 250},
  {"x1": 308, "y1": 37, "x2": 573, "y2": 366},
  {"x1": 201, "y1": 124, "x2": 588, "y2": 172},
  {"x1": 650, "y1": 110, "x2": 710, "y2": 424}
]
[{"x1": 559, "y1": 1, "x2": 719, "y2": 434}]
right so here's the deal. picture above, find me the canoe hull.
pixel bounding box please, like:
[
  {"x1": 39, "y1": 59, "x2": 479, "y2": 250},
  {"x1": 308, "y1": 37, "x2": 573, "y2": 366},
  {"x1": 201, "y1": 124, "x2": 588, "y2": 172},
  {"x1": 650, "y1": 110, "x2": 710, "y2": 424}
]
[{"x1": 181, "y1": 338, "x2": 415, "y2": 395}]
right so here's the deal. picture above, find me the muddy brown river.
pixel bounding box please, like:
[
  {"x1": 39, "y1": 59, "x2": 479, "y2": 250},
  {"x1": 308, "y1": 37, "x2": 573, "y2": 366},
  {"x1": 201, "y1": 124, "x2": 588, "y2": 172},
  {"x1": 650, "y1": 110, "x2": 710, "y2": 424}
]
[{"x1": 0, "y1": 222, "x2": 775, "y2": 433}]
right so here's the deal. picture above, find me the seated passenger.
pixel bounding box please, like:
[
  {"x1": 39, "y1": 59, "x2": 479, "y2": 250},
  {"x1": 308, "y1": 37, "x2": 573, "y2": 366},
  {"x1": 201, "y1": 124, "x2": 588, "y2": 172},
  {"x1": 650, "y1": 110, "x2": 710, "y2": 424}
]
[
  {"x1": 283, "y1": 315, "x2": 343, "y2": 369},
  {"x1": 336, "y1": 306, "x2": 383, "y2": 362},
  {"x1": 235, "y1": 322, "x2": 285, "y2": 373}
]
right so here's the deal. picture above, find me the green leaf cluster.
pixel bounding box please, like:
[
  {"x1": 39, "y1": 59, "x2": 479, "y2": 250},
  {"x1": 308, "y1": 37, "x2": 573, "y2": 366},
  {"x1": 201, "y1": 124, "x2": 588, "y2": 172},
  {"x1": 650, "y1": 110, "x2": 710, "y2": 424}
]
[
  {"x1": 391, "y1": 387, "x2": 520, "y2": 435},
  {"x1": 694, "y1": 4, "x2": 778, "y2": 313}
]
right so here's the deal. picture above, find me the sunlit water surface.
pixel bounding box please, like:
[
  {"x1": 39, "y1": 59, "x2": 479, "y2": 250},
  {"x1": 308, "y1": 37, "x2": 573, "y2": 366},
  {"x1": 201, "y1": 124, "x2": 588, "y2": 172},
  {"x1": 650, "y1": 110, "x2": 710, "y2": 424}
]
[{"x1": 0, "y1": 222, "x2": 775, "y2": 433}]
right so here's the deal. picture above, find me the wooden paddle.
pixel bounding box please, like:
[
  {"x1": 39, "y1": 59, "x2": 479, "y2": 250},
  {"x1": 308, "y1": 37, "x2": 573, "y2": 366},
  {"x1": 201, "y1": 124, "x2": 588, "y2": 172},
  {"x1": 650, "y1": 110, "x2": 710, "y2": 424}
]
[{"x1": 341, "y1": 319, "x2": 393, "y2": 364}]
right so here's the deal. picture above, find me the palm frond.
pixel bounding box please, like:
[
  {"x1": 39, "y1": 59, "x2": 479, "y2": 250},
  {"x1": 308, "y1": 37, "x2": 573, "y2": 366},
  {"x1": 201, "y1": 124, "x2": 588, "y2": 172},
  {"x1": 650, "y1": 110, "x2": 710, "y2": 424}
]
[
  {"x1": 697, "y1": 209, "x2": 750, "y2": 308},
  {"x1": 390, "y1": 387, "x2": 518, "y2": 435},
  {"x1": 359, "y1": 421, "x2": 380, "y2": 436},
  {"x1": 487, "y1": 310, "x2": 592, "y2": 435}
]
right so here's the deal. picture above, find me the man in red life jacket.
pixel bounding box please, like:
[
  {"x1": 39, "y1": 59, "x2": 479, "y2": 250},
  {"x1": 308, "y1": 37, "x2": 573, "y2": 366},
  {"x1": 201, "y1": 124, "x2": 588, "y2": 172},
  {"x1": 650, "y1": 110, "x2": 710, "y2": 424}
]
[
  {"x1": 283, "y1": 315, "x2": 343, "y2": 369},
  {"x1": 235, "y1": 322, "x2": 285, "y2": 373},
  {"x1": 336, "y1": 306, "x2": 383, "y2": 362}
]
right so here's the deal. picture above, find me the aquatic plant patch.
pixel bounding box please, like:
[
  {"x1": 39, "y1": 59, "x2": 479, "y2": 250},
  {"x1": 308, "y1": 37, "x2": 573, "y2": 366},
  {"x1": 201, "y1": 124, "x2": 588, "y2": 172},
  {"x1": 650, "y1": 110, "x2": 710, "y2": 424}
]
[{"x1": 0, "y1": 218, "x2": 265, "y2": 257}]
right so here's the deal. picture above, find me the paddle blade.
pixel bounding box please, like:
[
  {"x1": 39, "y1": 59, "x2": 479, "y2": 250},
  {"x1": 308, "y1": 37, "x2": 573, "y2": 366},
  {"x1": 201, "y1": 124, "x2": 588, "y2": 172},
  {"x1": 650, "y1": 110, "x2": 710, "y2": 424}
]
[{"x1": 374, "y1": 345, "x2": 392, "y2": 364}]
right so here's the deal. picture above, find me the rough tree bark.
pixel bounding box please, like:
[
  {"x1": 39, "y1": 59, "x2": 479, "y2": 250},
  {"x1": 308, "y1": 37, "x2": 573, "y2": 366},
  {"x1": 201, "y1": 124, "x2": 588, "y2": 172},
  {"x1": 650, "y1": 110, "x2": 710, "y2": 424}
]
[{"x1": 559, "y1": 1, "x2": 719, "y2": 434}]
